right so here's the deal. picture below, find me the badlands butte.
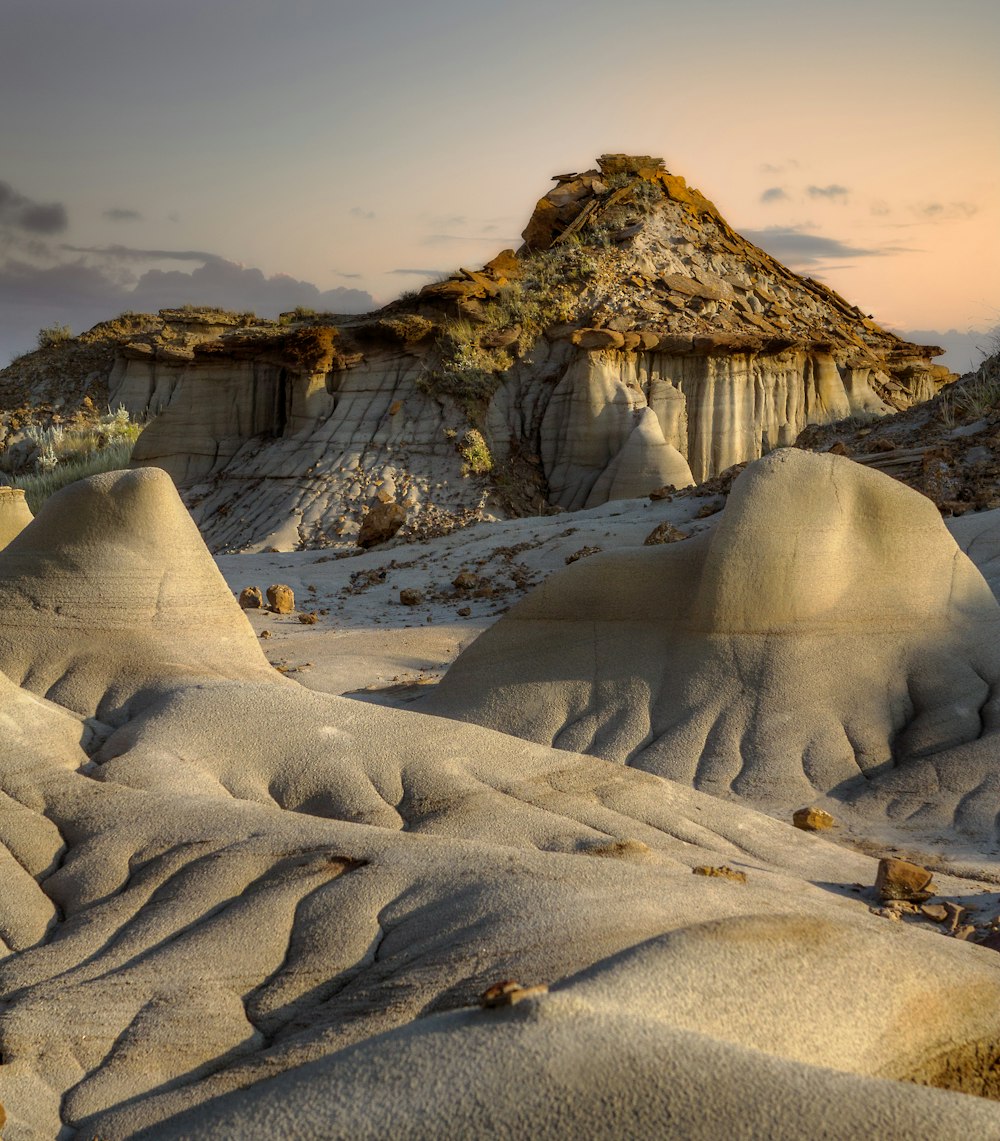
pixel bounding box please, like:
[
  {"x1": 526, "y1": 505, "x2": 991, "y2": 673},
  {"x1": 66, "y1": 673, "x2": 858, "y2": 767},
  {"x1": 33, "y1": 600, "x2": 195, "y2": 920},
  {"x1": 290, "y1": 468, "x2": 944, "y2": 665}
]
[{"x1": 5, "y1": 156, "x2": 1000, "y2": 1138}]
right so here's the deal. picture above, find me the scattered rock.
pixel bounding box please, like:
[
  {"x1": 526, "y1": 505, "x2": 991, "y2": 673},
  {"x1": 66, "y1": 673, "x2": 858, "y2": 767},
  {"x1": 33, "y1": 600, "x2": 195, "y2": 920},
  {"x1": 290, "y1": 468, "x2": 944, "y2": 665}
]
[
  {"x1": 648, "y1": 485, "x2": 676, "y2": 501},
  {"x1": 584, "y1": 839, "x2": 652, "y2": 860},
  {"x1": 480, "y1": 980, "x2": 549, "y2": 1009},
  {"x1": 875, "y1": 857, "x2": 935, "y2": 903},
  {"x1": 792, "y1": 806, "x2": 837, "y2": 832},
  {"x1": 954, "y1": 925, "x2": 978, "y2": 941},
  {"x1": 238, "y1": 586, "x2": 264, "y2": 609},
  {"x1": 943, "y1": 901, "x2": 967, "y2": 933},
  {"x1": 920, "y1": 903, "x2": 949, "y2": 923},
  {"x1": 259, "y1": 630, "x2": 271, "y2": 639},
  {"x1": 358, "y1": 500, "x2": 407, "y2": 549},
  {"x1": 644, "y1": 522, "x2": 687, "y2": 545},
  {"x1": 298, "y1": 612, "x2": 318, "y2": 625},
  {"x1": 452, "y1": 570, "x2": 479, "y2": 590},
  {"x1": 266, "y1": 584, "x2": 295, "y2": 614},
  {"x1": 399, "y1": 588, "x2": 424, "y2": 606},
  {"x1": 457, "y1": 606, "x2": 471, "y2": 617},
  {"x1": 692, "y1": 865, "x2": 747, "y2": 884},
  {"x1": 565, "y1": 545, "x2": 602, "y2": 564}
]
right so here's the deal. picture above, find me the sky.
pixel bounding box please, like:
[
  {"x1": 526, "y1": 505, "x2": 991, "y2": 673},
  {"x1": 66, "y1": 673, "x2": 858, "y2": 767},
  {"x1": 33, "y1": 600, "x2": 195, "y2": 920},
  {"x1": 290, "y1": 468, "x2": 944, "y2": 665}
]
[{"x1": 2, "y1": 0, "x2": 998, "y2": 370}]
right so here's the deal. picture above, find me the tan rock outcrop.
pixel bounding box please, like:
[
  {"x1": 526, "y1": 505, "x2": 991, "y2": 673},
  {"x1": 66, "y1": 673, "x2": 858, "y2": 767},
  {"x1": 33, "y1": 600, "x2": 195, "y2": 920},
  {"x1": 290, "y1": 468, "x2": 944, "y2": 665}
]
[{"x1": 0, "y1": 488, "x2": 32, "y2": 550}]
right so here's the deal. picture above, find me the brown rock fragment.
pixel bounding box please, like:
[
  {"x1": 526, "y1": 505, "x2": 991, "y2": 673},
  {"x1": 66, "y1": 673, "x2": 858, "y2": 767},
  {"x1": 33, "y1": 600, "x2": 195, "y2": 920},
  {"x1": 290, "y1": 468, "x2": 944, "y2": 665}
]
[
  {"x1": 298, "y1": 612, "x2": 318, "y2": 625},
  {"x1": 266, "y1": 584, "x2": 295, "y2": 614},
  {"x1": 572, "y1": 328, "x2": 626, "y2": 350},
  {"x1": 692, "y1": 865, "x2": 747, "y2": 884},
  {"x1": 644, "y1": 522, "x2": 687, "y2": 546},
  {"x1": 238, "y1": 586, "x2": 263, "y2": 609},
  {"x1": 792, "y1": 806, "x2": 837, "y2": 832},
  {"x1": 452, "y1": 570, "x2": 479, "y2": 590},
  {"x1": 480, "y1": 980, "x2": 549, "y2": 1009},
  {"x1": 875, "y1": 857, "x2": 935, "y2": 903},
  {"x1": 399, "y1": 588, "x2": 423, "y2": 606},
  {"x1": 920, "y1": 903, "x2": 949, "y2": 923},
  {"x1": 358, "y1": 500, "x2": 407, "y2": 549}
]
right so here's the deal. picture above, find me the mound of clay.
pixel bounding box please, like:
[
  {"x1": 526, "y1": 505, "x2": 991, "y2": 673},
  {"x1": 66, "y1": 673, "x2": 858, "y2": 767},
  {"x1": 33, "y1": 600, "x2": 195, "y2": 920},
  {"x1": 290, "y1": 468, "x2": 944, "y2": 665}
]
[
  {"x1": 0, "y1": 486, "x2": 32, "y2": 549},
  {"x1": 0, "y1": 467, "x2": 273, "y2": 721},
  {"x1": 425, "y1": 448, "x2": 1000, "y2": 819}
]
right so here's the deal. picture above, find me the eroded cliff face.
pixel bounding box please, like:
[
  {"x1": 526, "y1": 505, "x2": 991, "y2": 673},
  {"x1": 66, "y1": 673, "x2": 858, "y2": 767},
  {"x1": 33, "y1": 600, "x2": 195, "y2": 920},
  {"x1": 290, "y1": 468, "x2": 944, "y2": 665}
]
[{"x1": 1, "y1": 156, "x2": 950, "y2": 552}]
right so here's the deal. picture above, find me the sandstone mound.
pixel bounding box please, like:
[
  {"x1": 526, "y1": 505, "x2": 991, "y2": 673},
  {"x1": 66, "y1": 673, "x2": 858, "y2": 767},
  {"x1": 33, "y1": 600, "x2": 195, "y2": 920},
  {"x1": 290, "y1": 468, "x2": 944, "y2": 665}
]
[
  {"x1": 0, "y1": 486, "x2": 32, "y2": 549},
  {"x1": 0, "y1": 467, "x2": 273, "y2": 720},
  {"x1": 425, "y1": 449, "x2": 1000, "y2": 825}
]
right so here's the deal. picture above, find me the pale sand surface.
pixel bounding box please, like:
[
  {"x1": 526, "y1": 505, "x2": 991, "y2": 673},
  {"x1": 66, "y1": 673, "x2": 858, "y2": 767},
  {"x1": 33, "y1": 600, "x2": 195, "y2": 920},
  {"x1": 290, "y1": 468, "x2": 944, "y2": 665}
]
[{"x1": 4, "y1": 464, "x2": 1000, "y2": 1137}]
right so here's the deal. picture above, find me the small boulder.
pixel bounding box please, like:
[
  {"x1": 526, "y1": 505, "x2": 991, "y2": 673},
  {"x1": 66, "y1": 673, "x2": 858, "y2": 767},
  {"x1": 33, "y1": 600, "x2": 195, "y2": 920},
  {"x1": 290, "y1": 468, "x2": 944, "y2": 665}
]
[
  {"x1": 358, "y1": 500, "x2": 407, "y2": 549},
  {"x1": 480, "y1": 980, "x2": 548, "y2": 1009},
  {"x1": 238, "y1": 586, "x2": 264, "y2": 609},
  {"x1": 452, "y1": 570, "x2": 479, "y2": 590},
  {"x1": 644, "y1": 522, "x2": 687, "y2": 546},
  {"x1": 792, "y1": 806, "x2": 837, "y2": 832},
  {"x1": 399, "y1": 588, "x2": 424, "y2": 606},
  {"x1": 266, "y1": 584, "x2": 295, "y2": 614},
  {"x1": 875, "y1": 857, "x2": 935, "y2": 903}
]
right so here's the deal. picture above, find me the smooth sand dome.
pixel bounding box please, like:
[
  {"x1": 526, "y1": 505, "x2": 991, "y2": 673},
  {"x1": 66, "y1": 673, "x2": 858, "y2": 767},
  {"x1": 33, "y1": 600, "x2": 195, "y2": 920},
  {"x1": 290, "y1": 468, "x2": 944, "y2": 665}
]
[
  {"x1": 425, "y1": 449, "x2": 1000, "y2": 821},
  {"x1": 0, "y1": 486, "x2": 32, "y2": 550},
  {"x1": 0, "y1": 467, "x2": 275, "y2": 720}
]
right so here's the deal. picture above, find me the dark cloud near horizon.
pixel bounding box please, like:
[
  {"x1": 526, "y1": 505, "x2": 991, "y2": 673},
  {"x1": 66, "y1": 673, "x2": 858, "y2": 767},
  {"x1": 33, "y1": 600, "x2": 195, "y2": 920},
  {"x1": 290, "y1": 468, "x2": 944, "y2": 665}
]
[
  {"x1": 103, "y1": 207, "x2": 143, "y2": 222},
  {"x1": 742, "y1": 225, "x2": 905, "y2": 266},
  {"x1": 349, "y1": 206, "x2": 375, "y2": 221},
  {"x1": 0, "y1": 181, "x2": 69, "y2": 234},
  {"x1": 807, "y1": 184, "x2": 849, "y2": 201},
  {"x1": 0, "y1": 247, "x2": 374, "y2": 365},
  {"x1": 895, "y1": 324, "x2": 1000, "y2": 375},
  {"x1": 760, "y1": 187, "x2": 788, "y2": 204}
]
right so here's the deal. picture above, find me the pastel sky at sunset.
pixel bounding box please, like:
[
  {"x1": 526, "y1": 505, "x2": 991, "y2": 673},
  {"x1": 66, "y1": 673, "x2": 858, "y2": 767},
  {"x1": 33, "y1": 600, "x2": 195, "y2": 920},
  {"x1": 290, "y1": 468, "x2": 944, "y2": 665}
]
[{"x1": 2, "y1": 0, "x2": 997, "y2": 368}]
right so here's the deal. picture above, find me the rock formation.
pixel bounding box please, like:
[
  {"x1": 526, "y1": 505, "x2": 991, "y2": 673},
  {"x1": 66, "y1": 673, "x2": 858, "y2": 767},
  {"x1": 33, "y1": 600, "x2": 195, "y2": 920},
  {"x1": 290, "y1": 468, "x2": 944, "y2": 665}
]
[
  {"x1": 0, "y1": 158, "x2": 951, "y2": 554},
  {"x1": 425, "y1": 448, "x2": 1000, "y2": 834},
  {"x1": 0, "y1": 487, "x2": 32, "y2": 549}
]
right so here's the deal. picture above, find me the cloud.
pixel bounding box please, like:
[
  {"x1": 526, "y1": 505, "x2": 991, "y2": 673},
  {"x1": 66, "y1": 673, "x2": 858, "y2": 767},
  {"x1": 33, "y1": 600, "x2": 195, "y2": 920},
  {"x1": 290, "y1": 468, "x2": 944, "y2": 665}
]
[
  {"x1": 0, "y1": 181, "x2": 68, "y2": 234},
  {"x1": 806, "y1": 184, "x2": 849, "y2": 201},
  {"x1": 388, "y1": 267, "x2": 445, "y2": 278},
  {"x1": 331, "y1": 268, "x2": 362, "y2": 279},
  {"x1": 742, "y1": 225, "x2": 909, "y2": 266},
  {"x1": 760, "y1": 187, "x2": 788, "y2": 204},
  {"x1": 103, "y1": 207, "x2": 143, "y2": 222},
  {"x1": 912, "y1": 201, "x2": 978, "y2": 220},
  {"x1": 870, "y1": 200, "x2": 891, "y2": 216},
  {"x1": 62, "y1": 243, "x2": 222, "y2": 262},
  {"x1": 350, "y1": 206, "x2": 375, "y2": 221},
  {"x1": 760, "y1": 160, "x2": 799, "y2": 174}
]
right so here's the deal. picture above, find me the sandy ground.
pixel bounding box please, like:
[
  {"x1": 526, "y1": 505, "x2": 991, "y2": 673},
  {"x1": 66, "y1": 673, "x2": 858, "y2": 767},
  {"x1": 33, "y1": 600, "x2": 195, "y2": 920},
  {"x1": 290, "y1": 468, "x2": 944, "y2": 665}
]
[{"x1": 217, "y1": 491, "x2": 718, "y2": 698}]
